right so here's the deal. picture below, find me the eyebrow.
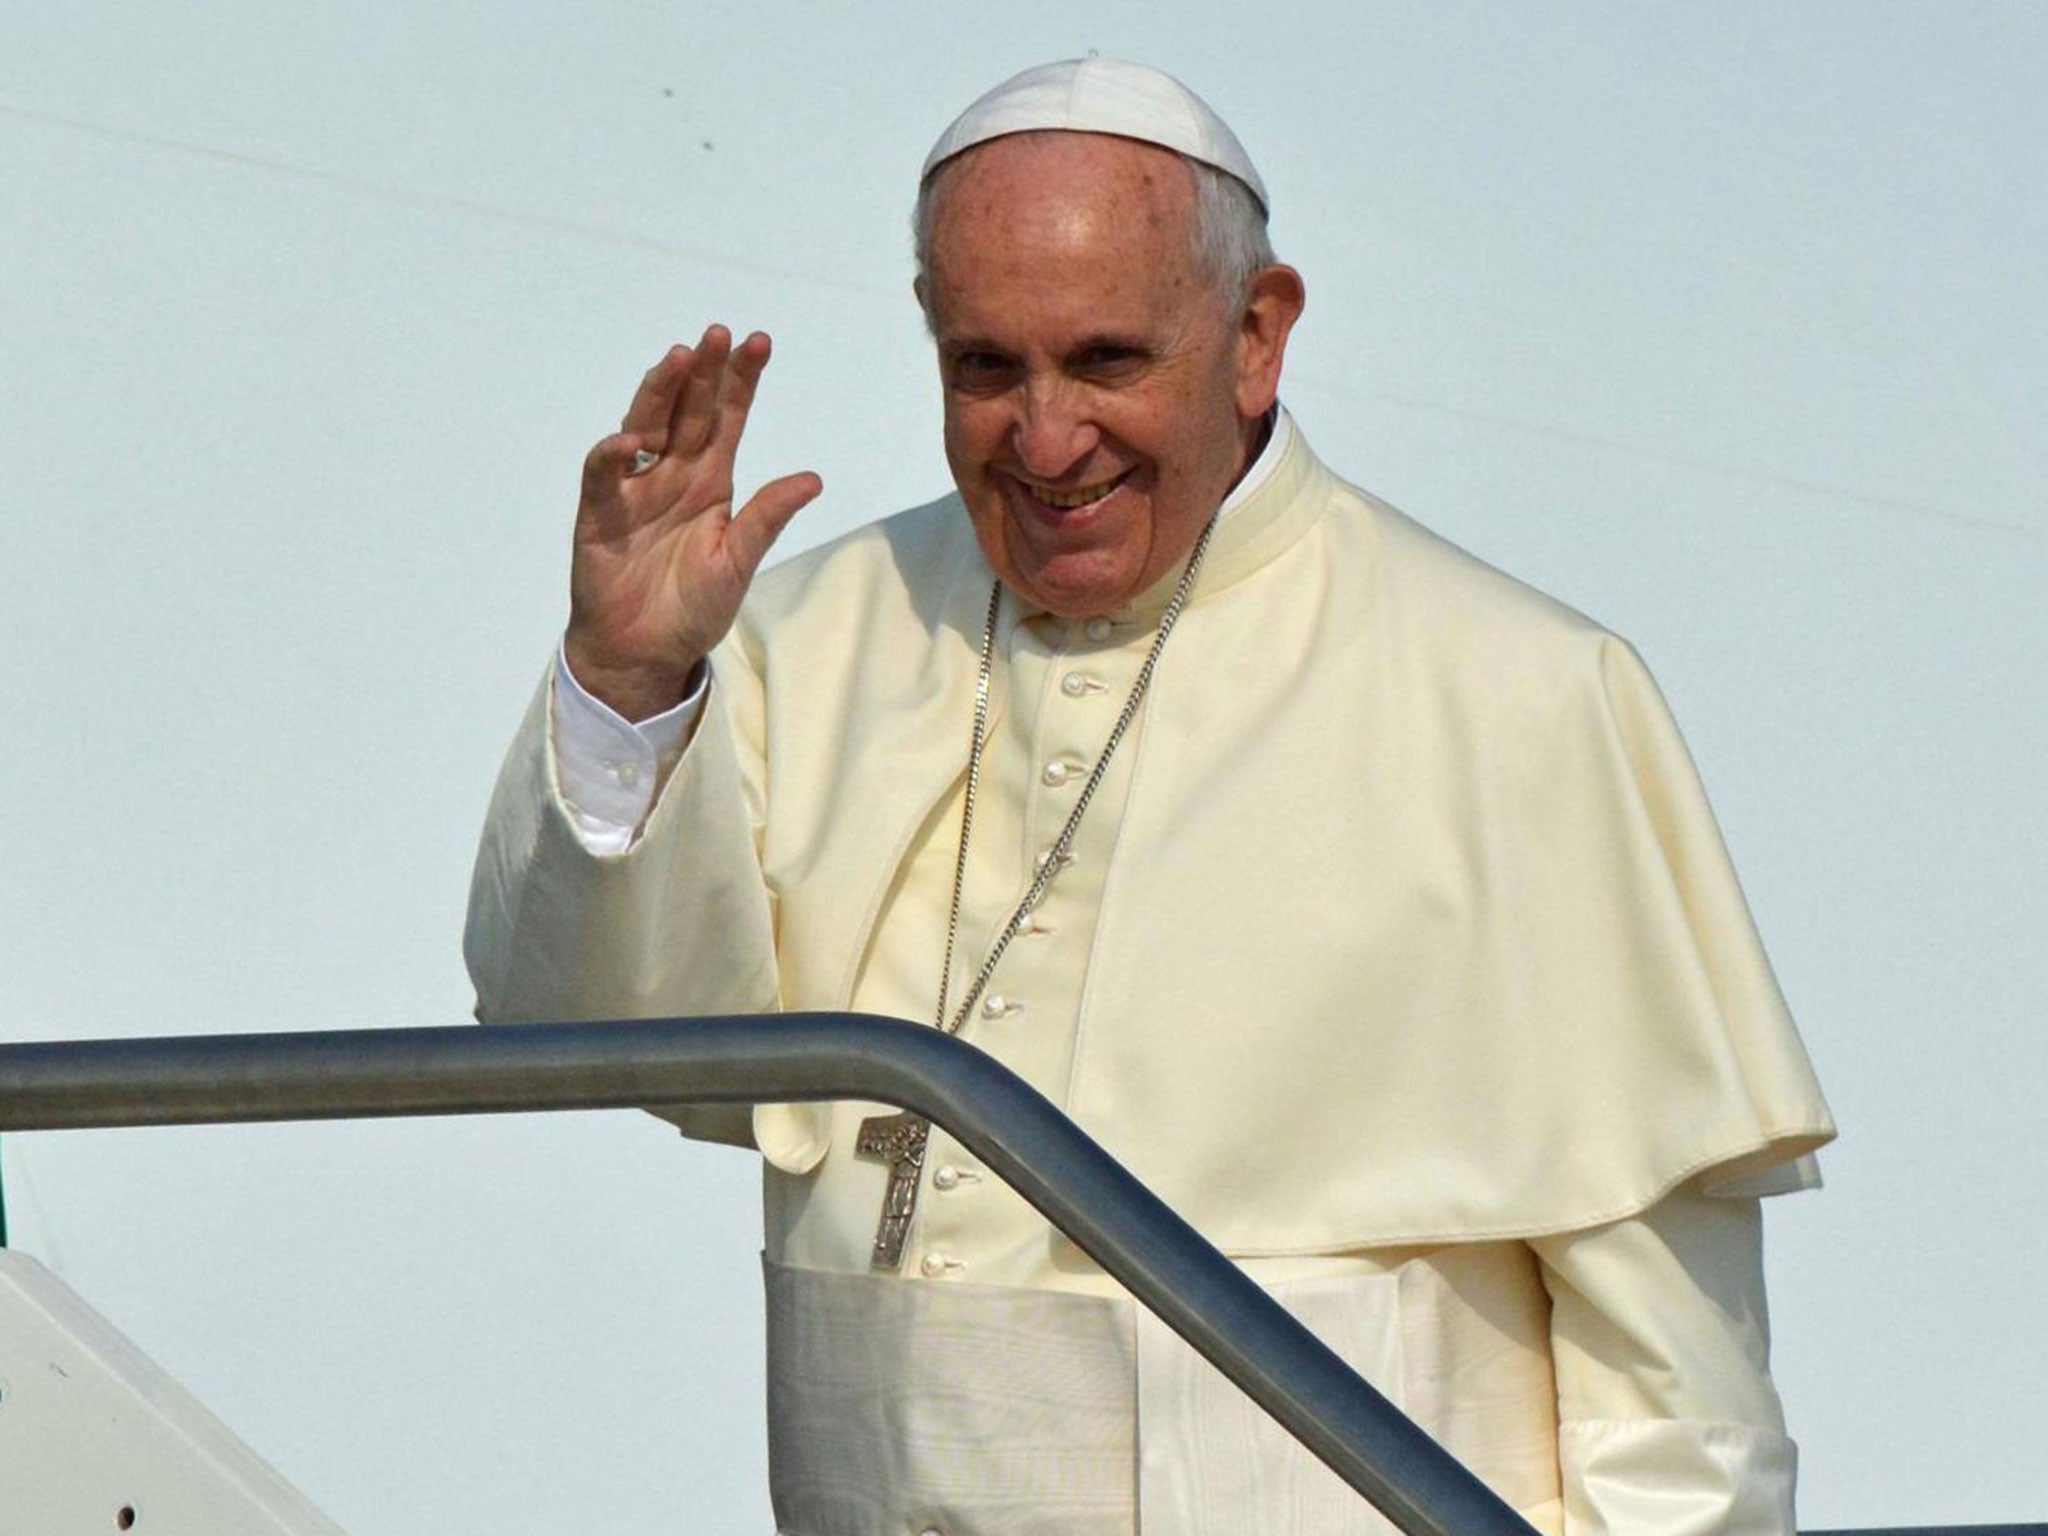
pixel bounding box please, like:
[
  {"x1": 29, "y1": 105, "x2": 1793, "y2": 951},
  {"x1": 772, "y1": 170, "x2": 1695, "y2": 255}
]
[
  {"x1": 938, "y1": 330, "x2": 1152, "y2": 359},
  {"x1": 937, "y1": 334, "x2": 1012, "y2": 356},
  {"x1": 1065, "y1": 331, "x2": 1150, "y2": 355}
]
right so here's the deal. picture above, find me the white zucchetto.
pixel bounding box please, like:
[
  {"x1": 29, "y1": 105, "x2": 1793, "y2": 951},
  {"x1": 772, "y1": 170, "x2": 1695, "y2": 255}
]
[{"x1": 921, "y1": 57, "x2": 1269, "y2": 215}]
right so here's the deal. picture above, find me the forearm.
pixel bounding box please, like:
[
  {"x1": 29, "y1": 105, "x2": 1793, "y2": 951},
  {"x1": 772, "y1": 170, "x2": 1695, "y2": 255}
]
[
  {"x1": 1532, "y1": 1190, "x2": 1797, "y2": 1535},
  {"x1": 464, "y1": 664, "x2": 778, "y2": 1144}
]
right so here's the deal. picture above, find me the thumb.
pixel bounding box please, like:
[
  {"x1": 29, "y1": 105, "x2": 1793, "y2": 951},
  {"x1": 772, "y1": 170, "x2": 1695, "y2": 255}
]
[{"x1": 728, "y1": 471, "x2": 823, "y2": 580}]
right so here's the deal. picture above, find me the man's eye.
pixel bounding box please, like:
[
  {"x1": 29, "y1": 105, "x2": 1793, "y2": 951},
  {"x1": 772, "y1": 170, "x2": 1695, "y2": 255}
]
[
  {"x1": 1077, "y1": 346, "x2": 1145, "y2": 377},
  {"x1": 949, "y1": 353, "x2": 1014, "y2": 389}
]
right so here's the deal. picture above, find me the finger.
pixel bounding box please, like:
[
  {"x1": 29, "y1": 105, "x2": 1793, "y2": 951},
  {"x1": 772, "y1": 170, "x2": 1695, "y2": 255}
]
[
  {"x1": 670, "y1": 324, "x2": 731, "y2": 456},
  {"x1": 725, "y1": 471, "x2": 823, "y2": 581},
  {"x1": 620, "y1": 345, "x2": 690, "y2": 443},
  {"x1": 710, "y1": 331, "x2": 774, "y2": 462},
  {"x1": 579, "y1": 431, "x2": 648, "y2": 535}
]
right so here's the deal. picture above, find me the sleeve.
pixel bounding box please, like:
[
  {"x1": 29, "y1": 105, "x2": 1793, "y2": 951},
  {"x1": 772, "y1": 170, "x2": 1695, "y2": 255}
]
[
  {"x1": 462, "y1": 646, "x2": 778, "y2": 1150},
  {"x1": 1531, "y1": 1189, "x2": 1798, "y2": 1536},
  {"x1": 548, "y1": 641, "x2": 705, "y2": 852}
]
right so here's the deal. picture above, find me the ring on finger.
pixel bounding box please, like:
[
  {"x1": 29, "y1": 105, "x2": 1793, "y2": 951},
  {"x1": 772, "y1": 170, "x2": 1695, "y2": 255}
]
[{"x1": 629, "y1": 449, "x2": 661, "y2": 476}]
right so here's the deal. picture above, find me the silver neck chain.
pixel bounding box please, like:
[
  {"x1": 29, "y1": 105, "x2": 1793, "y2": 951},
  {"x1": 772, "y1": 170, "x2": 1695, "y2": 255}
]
[{"x1": 934, "y1": 513, "x2": 1221, "y2": 1037}]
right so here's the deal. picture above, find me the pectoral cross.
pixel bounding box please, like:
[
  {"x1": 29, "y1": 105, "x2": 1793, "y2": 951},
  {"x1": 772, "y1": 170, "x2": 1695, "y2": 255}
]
[{"x1": 855, "y1": 1109, "x2": 931, "y2": 1271}]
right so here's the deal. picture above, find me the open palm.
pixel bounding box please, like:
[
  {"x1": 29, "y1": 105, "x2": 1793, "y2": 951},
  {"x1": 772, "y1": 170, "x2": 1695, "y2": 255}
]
[{"x1": 565, "y1": 325, "x2": 821, "y2": 719}]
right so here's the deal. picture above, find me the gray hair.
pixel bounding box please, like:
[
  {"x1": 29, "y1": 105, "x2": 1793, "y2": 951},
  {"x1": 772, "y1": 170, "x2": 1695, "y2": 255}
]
[{"x1": 912, "y1": 143, "x2": 1275, "y2": 327}]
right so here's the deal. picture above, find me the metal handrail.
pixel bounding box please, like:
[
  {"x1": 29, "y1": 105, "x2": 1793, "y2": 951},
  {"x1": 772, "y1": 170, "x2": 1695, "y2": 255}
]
[{"x1": 0, "y1": 1012, "x2": 1539, "y2": 1536}]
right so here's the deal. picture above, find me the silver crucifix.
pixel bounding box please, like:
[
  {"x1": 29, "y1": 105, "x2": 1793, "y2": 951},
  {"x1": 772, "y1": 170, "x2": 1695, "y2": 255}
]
[{"x1": 855, "y1": 1109, "x2": 931, "y2": 1270}]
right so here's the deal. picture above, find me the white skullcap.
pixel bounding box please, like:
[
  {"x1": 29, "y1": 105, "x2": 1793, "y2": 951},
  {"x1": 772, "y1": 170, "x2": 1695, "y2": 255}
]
[{"x1": 921, "y1": 57, "x2": 1269, "y2": 215}]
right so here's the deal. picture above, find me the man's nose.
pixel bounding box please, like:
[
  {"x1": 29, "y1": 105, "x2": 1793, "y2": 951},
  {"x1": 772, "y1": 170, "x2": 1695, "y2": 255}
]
[{"x1": 1011, "y1": 378, "x2": 1099, "y2": 479}]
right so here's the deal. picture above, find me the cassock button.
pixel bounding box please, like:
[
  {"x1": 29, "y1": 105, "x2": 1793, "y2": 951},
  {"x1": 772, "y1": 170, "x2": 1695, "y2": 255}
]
[
  {"x1": 919, "y1": 1253, "x2": 953, "y2": 1278},
  {"x1": 1084, "y1": 616, "x2": 1113, "y2": 641},
  {"x1": 1061, "y1": 672, "x2": 1093, "y2": 698},
  {"x1": 933, "y1": 1165, "x2": 961, "y2": 1190},
  {"x1": 615, "y1": 761, "x2": 641, "y2": 787},
  {"x1": 1041, "y1": 760, "x2": 1070, "y2": 787},
  {"x1": 981, "y1": 994, "x2": 1008, "y2": 1018}
]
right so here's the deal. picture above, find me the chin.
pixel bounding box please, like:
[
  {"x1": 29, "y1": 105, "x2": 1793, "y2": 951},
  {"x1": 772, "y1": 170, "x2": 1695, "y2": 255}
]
[{"x1": 1008, "y1": 556, "x2": 1145, "y2": 618}]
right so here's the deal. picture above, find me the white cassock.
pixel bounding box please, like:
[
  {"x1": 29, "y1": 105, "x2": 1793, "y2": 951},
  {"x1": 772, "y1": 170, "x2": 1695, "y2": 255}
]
[{"x1": 467, "y1": 413, "x2": 1836, "y2": 1535}]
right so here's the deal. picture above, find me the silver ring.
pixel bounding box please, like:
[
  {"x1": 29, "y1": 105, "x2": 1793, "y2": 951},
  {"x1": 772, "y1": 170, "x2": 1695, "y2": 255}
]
[{"x1": 629, "y1": 448, "x2": 661, "y2": 476}]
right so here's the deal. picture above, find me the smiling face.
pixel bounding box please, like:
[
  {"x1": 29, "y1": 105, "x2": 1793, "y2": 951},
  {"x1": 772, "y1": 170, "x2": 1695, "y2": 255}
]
[{"x1": 919, "y1": 133, "x2": 1301, "y2": 617}]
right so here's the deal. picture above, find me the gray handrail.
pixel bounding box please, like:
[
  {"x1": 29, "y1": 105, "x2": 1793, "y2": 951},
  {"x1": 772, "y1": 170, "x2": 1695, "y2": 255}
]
[{"x1": 0, "y1": 1012, "x2": 1539, "y2": 1536}]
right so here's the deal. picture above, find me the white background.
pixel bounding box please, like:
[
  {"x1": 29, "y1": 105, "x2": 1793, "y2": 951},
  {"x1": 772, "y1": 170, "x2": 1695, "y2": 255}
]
[{"x1": 2, "y1": 3, "x2": 2042, "y2": 1530}]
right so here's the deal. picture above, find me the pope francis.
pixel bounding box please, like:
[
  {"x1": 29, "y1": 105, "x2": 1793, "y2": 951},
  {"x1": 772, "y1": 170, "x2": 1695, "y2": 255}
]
[{"x1": 466, "y1": 57, "x2": 1836, "y2": 1536}]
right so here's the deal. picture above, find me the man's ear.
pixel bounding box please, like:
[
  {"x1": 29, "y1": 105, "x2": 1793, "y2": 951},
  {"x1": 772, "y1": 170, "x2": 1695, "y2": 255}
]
[{"x1": 1234, "y1": 264, "x2": 1306, "y2": 419}]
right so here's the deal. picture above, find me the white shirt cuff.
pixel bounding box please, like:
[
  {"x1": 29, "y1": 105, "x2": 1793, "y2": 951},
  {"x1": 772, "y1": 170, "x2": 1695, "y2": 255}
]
[
  {"x1": 548, "y1": 642, "x2": 705, "y2": 852},
  {"x1": 1560, "y1": 1418, "x2": 1797, "y2": 1535}
]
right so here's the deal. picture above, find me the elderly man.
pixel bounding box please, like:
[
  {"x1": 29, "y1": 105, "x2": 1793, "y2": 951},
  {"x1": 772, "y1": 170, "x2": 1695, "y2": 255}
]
[{"x1": 468, "y1": 58, "x2": 1834, "y2": 1535}]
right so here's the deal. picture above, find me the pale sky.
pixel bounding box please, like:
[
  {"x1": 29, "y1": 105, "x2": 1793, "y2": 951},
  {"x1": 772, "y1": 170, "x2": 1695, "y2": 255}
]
[{"x1": 2, "y1": 3, "x2": 2043, "y2": 1531}]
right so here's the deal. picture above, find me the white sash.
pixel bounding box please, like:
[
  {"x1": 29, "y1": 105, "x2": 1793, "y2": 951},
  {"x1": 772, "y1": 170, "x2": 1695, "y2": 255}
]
[{"x1": 761, "y1": 1257, "x2": 1561, "y2": 1535}]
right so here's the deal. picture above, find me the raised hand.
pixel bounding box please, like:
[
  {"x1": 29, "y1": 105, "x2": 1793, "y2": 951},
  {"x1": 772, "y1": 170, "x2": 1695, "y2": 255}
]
[{"x1": 564, "y1": 326, "x2": 822, "y2": 720}]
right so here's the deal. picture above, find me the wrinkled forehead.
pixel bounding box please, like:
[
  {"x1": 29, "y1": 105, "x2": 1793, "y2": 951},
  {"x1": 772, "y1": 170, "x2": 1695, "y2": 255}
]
[
  {"x1": 922, "y1": 56, "x2": 1268, "y2": 216},
  {"x1": 919, "y1": 133, "x2": 1207, "y2": 297},
  {"x1": 926, "y1": 130, "x2": 1197, "y2": 227}
]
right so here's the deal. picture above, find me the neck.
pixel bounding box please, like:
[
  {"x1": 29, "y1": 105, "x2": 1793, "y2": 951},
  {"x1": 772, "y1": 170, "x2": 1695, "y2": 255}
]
[{"x1": 1226, "y1": 407, "x2": 1277, "y2": 497}]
